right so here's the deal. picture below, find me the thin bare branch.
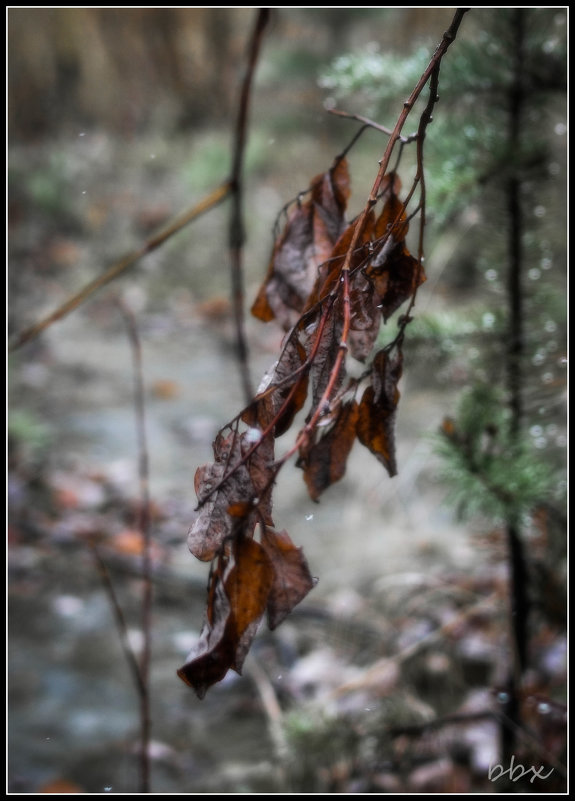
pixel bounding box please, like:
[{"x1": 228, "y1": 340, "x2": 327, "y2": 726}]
[
  {"x1": 9, "y1": 181, "x2": 231, "y2": 352},
  {"x1": 228, "y1": 8, "x2": 271, "y2": 403},
  {"x1": 328, "y1": 107, "x2": 419, "y2": 145},
  {"x1": 117, "y1": 300, "x2": 154, "y2": 794},
  {"x1": 337, "y1": 8, "x2": 470, "y2": 284}
]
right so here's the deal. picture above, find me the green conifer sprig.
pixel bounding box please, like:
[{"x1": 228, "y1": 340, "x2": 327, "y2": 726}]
[{"x1": 436, "y1": 383, "x2": 554, "y2": 523}]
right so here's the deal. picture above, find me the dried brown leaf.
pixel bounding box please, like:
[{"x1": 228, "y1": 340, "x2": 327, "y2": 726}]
[
  {"x1": 261, "y1": 527, "x2": 316, "y2": 629},
  {"x1": 178, "y1": 535, "x2": 275, "y2": 697},
  {"x1": 375, "y1": 246, "x2": 426, "y2": 322},
  {"x1": 310, "y1": 158, "x2": 351, "y2": 259},
  {"x1": 177, "y1": 567, "x2": 236, "y2": 698},
  {"x1": 240, "y1": 431, "x2": 275, "y2": 526},
  {"x1": 367, "y1": 182, "x2": 426, "y2": 322},
  {"x1": 348, "y1": 269, "x2": 382, "y2": 362},
  {"x1": 250, "y1": 261, "x2": 276, "y2": 322},
  {"x1": 313, "y1": 157, "x2": 351, "y2": 225},
  {"x1": 251, "y1": 159, "x2": 350, "y2": 329},
  {"x1": 244, "y1": 334, "x2": 310, "y2": 438},
  {"x1": 225, "y1": 537, "x2": 275, "y2": 655},
  {"x1": 305, "y1": 211, "x2": 374, "y2": 314},
  {"x1": 356, "y1": 348, "x2": 403, "y2": 477},
  {"x1": 188, "y1": 431, "x2": 253, "y2": 561},
  {"x1": 374, "y1": 190, "x2": 410, "y2": 244},
  {"x1": 306, "y1": 305, "x2": 345, "y2": 413},
  {"x1": 300, "y1": 399, "x2": 359, "y2": 501}
]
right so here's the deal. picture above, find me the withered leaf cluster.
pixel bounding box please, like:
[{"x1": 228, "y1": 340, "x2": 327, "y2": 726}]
[{"x1": 179, "y1": 159, "x2": 425, "y2": 696}]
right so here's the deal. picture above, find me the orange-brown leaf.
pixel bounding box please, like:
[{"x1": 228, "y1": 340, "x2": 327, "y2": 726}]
[
  {"x1": 227, "y1": 501, "x2": 254, "y2": 518},
  {"x1": 325, "y1": 157, "x2": 352, "y2": 212},
  {"x1": 261, "y1": 527, "x2": 316, "y2": 629},
  {"x1": 302, "y1": 211, "x2": 379, "y2": 363},
  {"x1": 305, "y1": 212, "x2": 374, "y2": 312},
  {"x1": 177, "y1": 567, "x2": 236, "y2": 697},
  {"x1": 300, "y1": 400, "x2": 359, "y2": 501},
  {"x1": 250, "y1": 159, "x2": 350, "y2": 330},
  {"x1": 245, "y1": 335, "x2": 310, "y2": 438},
  {"x1": 367, "y1": 179, "x2": 426, "y2": 322},
  {"x1": 305, "y1": 221, "x2": 356, "y2": 309},
  {"x1": 379, "y1": 246, "x2": 426, "y2": 322},
  {"x1": 225, "y1": 537, "x2": 275, "y2": 643},
  {"x1": 374, "y1": 191, "x2": 409, "y2": 244},
  {"x1": 223, "y1": 538, "x2": 275, "y2": 673},
  {"x1": 250, "y1": 260, "x2": 276, "y2": 322},
  {"x1": 178, "y1": 535, "x2": 275, "y2": 697},
  {"x1": 356, "y1": 349, "x2": 403, "y2": 477}
]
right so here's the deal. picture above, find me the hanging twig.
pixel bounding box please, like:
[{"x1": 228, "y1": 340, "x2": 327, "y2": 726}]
[
  {"x1": 179, "y1": 9, "x2": 472, "y2": 699},
  {"x1": 334, "y1": 8, "x2": 469, "y2": 283},
  {"x1": 328, "y1": 108, "x2": 419, "y2": 145},
  {"x1": 9, "y1": 181, "x2": 231, "y2": 352},
  {"x1": 196, "y1": 9, "x2": 470, "y2": 502},
  {"x1": 228, "y1": 8, "x2": 271, "y2": 403},
  {"x1": 117, "y1": 299, "x2": 154, "y2": 794}
]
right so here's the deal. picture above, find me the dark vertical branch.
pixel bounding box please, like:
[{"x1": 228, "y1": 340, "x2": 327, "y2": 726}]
[
  {"x1": 119, "y1": 300, "x2": 153, "y2": 794},
  {"x1": 507, "y1": 9, "x2": 525, "y2": 438},
  {"x1": 229, "y1": 8, "x2": 271, "y2": 403},
  {"x1": 502, "y1": 6, "x2": 529, "y2": 765}
]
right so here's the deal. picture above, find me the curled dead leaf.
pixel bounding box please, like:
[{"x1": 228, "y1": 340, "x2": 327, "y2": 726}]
[
  {"x1": 251, "y1": 159, "x2": 350, "y2": 329},
  {"x1": 261, "y1": 527, "x2": 317, "y2": 629},
  {"x1": 299, "y1": 400, "x2": 359, "y2": 501},
  {"x1": 178, "y1": 532, "x2": 291, "y2": 697},
  {"x1": 366, "y1": 178, "x2": 426, "y2": 321},
  {"x1": 188, "y1": 431, "x2": 254, "y2": 561},
  {"x1": 356, "y1": 348, "x2": 403, "y2": 477}
]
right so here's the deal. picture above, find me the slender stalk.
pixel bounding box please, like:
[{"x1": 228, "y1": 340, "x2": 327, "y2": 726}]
[
  {"x1": 228, "y1": 8, "x2": 271, "y2": 403},
  {"x1": 507, "y1": 9, "x2": 526, "y2": 440},
  {"x1": 328, "y1": 108, "x2": 419, "y2": 146},
  {"x1": 336, "y1": 9, "x2": 469, "y2": 281},
  {"x1": 119, "y1": 300, "x2": 153, "y2": 794},
  {"x1": 89, "y1": 302, "x2": 154, "y2": 792}
]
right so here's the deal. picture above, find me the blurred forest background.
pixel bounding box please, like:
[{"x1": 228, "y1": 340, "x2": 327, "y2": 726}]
[{"x1": 8, "y1": 7, "x2": 567, "y2": 794}]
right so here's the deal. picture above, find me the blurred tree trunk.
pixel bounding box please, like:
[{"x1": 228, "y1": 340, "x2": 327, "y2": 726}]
[{"x1": 8, "y1": 7, "x2": 252, "y2": 138}]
